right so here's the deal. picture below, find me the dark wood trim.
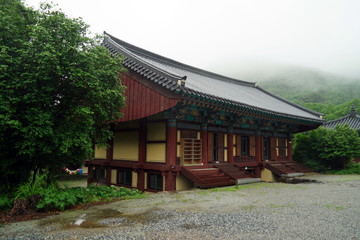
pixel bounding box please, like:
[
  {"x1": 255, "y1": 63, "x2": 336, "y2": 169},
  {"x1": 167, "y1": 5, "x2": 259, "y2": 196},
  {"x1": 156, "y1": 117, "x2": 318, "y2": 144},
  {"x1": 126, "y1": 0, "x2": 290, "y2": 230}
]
[{"x1": 146, "y1": 140, "x2": 167, "y2": 144}]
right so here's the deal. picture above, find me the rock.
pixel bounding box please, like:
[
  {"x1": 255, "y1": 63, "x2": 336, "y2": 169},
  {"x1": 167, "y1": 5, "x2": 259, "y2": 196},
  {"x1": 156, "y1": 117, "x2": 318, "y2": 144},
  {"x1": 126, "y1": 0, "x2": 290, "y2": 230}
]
[{"x1": 10, "y1": 199, "x2": 27, "y2": 216}]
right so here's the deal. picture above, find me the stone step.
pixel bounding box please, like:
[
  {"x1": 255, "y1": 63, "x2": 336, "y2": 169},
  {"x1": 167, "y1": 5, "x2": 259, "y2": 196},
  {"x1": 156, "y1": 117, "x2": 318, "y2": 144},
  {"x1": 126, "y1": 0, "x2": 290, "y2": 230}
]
[
  {"x1": 236, "y1": 178, "x2": 262, "y2": 185},
  {"x1": 280, "y1": 173, "x2": 304, "y2": 178}
]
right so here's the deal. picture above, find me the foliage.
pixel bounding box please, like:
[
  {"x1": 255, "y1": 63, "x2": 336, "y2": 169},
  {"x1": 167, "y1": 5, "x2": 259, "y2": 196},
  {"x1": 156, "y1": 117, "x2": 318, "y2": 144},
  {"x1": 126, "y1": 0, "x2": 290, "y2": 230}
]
[
  {"x1": 0, "y1": 195, "x2": 13, "y2": 210},
  {"x1": 15, "y1": 173, "x2": 48, "y2": 200},
  {"x1": 0, "y1": 1, "x2": 126, "y2": 193},
  {"x1": 293, "y1": 125, "x2": 360, "y2": 171},
  {"x1": 324, "y1": 162, "x2": 360, "y2": 175},
  {"x1": 303, "y1": 98, "x2": 360, "y2": 121},
  {"x1": 293, "y1": 128, "x2": 328, "y2": 171},
  {"x1": 260, "y1": 78, "x2": 360, "y2": 106},
  {"x1": 37, "y1": 185, "x2": 143, "y2": 211}
]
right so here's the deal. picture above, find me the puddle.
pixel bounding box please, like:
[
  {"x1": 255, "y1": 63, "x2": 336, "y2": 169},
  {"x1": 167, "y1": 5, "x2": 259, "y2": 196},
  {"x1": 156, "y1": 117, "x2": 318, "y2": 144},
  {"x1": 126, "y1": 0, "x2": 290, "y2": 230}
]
[{"x1": 40, "y1": 208, "x2": 124, "y2": 229}]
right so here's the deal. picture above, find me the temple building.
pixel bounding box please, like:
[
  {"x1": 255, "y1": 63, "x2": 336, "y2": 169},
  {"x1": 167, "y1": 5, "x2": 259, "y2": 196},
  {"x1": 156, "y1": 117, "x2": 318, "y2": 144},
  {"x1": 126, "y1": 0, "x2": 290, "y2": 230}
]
[
  {"x1": 322, "y1": 105, "x2": 360, "y2": 134},
  {"x1": 86, "y1": 32, "x2": 324, "y2": 191}
]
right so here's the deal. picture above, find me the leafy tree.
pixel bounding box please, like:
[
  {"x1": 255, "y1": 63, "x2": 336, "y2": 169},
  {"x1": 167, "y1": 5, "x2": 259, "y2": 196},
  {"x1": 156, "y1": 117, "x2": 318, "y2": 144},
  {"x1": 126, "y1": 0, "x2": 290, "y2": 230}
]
[
  {"x1": 317, "y1": 124, "x2": 360, "y2": 169},
  {"x1": 293, "y1": 127, "x2": 328, "y2": 171},
  {"x1": 0, "y1": 1, "x2": 126, "y2": 193},
  {"x1": 293, "y1": 125, "x2": 360, "y2": 171}
]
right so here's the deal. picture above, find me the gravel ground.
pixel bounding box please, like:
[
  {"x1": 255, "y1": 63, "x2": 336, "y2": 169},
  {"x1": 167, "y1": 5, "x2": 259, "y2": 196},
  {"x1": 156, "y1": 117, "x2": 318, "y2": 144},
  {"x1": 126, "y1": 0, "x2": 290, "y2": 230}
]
[{"x1": 1, "y1": 174, "x2": 359, "y2": 240}]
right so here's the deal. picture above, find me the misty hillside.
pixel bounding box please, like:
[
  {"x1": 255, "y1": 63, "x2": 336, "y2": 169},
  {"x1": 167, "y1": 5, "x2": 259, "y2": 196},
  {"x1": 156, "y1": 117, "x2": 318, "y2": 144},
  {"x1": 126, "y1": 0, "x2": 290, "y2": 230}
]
[
  {"x1": 212, "y1": 62, "x2": 360, "y2": 106},
  {"x1": 210, "y1": 62, "x2": 360, "y2": 121}
]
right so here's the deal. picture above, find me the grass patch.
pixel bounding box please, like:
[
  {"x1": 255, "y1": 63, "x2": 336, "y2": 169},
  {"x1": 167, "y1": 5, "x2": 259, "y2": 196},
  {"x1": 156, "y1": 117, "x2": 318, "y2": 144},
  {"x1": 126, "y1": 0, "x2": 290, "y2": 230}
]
[
  {"x1": 324, "y1": 204, "x2": 345, "y2": 210},
  {"x1": 199, "y1": 182, "x2": 287, "y2": 195},
  {"x1": 269, "y1": 203, "x2": 293, "y2": 208},
  {"x1": 242, "y1": 205, "x2": 255, "y2": 210}
]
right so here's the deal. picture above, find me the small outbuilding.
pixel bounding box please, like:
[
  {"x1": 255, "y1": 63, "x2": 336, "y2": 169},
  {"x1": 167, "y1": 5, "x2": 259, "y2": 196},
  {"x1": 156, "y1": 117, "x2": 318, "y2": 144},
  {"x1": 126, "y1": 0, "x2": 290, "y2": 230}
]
[{"x1": 322, "y1": 105, "x2": 360, "y2": 134}]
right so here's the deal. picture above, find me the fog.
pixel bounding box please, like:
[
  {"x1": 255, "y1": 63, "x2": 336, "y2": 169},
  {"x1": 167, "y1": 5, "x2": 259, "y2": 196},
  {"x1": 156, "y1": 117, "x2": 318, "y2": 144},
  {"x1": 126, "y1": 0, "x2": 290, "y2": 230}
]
[{"x1": 24, "y1": 0, "x2": 360, "y2": 80}]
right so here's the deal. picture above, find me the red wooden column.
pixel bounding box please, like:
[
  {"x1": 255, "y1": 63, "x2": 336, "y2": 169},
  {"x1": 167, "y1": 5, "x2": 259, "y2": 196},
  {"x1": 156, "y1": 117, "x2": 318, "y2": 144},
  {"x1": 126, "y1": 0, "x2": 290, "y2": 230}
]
[
  {"x1": 255, "y1": 135, "x2": 261, "y2": 163},
  {"x1": 287, "y1": 137, "x2": 293, "y2": 161},
  {"x1": 227, "y1": 127, "x2": 234, "y2": 163},
  {"x1": 105, "y1": 139, "x2": 113, "y2": 186},
  {"x1": 201, "y1": 123, "x2": 208, "y2": 165},
  {"x1": 137, "y1": 118, "x2": 146, "y2": 191},
  {"x1": 255, "y1": 134, "x2": 262, "y2": 178},
  {"x1": 165, "y1": 119, "x2": 176, "y2": 191}
]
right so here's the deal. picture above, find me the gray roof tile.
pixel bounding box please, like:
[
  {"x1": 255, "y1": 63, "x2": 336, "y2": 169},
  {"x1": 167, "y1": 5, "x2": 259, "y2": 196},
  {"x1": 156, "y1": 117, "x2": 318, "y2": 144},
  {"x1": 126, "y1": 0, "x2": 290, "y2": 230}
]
[
  {"x1": 103, "y1": 32, "x2": 323, "y2": 124},
  {"x1": 323, "y1": 105, "x2": 360, "y2": 131}
]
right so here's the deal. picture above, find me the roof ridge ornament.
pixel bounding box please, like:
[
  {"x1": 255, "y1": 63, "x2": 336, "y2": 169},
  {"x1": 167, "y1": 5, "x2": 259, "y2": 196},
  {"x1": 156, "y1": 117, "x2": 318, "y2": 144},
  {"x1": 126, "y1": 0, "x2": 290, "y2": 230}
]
[{"x1": 350, "y1": 104, "x2": 357, "y2": 117}]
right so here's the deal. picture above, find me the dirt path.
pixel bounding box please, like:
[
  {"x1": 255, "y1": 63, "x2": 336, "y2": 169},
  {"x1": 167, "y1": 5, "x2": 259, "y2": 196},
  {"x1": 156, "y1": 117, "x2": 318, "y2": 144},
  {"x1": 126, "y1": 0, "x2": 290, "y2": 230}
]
[{"x1": 1, "y1": 174, "x2": 359, "y2": 239}]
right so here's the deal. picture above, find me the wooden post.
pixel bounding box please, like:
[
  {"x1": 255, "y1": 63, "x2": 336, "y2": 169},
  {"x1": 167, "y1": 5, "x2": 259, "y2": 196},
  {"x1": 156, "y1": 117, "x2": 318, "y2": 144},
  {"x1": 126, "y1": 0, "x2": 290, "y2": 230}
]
[
  {"x1": 105, "y1": 138, "x2": 113, "y2": 186},
  {"x1": 201, "y1": 123, "x2": 208, "y2": 165},
  {"x1": 166, "y1": 119, "x2": 177, "y2": 166},
  {"x1": 287, "y1": 137, "x2": 293, "y2": 161},
  {"x1": 255, "y1": 134, "x2": 262, "y2": 178},
  {"x1": 137, "y1": 170, "x2": 145, "y2": 191},
  {"x1": 165, "y1": 171, "x2": 176, "y2": 191},
  {"x1": 227, "y1": 127, "x2": 234, "y2": 163},
  {"x1": 255, "y1": 135, "x2": 261, "y2": 163},
  {"x1": 165, "y1": 119, "x2": 176, "y2": 191}
]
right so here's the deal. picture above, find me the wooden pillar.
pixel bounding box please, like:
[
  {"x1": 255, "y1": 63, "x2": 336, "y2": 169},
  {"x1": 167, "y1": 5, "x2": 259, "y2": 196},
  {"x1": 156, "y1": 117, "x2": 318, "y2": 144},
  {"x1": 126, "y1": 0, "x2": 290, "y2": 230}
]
[
  {"x1": 255, "y1": 134, "x2": 261, "y2": 163},
  {"x1": 227, "y1": 127, "x2": 234, "y2": 163},
  {"x1": 165, "y1": 171, "x2": 176, "y2": 191},
  {"x1": 287, "y1": 137, "x2": 293, "y2": 161},
  {"x1": 105, "y1": 139, "x2": 113, "y2": 186},
  {"x1": 201, "y1": 123, "x2": 208, "y2": 165},
  {"x1": 165, "y1": 119, "x2": 176, "y2": 191},
  {"x1": 166, "y1": 119, "x2": 177, "y2": 166},
  {"x1": 137, "y1": 170, "x2": 145, "y2": 191}
]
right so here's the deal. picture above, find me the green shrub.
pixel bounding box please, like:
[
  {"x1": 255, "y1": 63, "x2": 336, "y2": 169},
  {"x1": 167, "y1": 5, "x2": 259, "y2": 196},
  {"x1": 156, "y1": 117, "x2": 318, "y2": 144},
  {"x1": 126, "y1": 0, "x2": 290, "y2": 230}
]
[
  {"x1": 0, "y1": 195, "x2": 13, "y2": 210},
  {"x1": 293, "y1": 124, "x2": 360, "y2": 171},
  {"x1": 15, "y1": 173, "x2": 48, "y2": 200},
  {"x1": 325, "y1": 162, "x2": 360, "y2": 175},
  {"x1": 37, "y1": 185, "x2": 142, "y2": 211}
]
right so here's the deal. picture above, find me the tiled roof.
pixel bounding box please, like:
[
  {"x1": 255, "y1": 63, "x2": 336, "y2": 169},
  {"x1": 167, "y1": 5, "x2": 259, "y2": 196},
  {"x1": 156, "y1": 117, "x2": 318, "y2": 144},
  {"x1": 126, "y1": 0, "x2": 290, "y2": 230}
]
[
  {"x1": 323, "y1": 105, "x2": 360, "y2": 131},
  {"x1": 103, "y1": 32, "x2": 323, "y2": 124}
]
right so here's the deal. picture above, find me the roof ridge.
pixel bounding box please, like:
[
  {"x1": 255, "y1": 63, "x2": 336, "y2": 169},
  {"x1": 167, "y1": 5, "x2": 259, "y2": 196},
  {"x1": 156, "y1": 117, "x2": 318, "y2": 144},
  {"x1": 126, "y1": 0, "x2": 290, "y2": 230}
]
[
  {"x1": 104, "y1": 32, "x2": 255, "y2": 88},
  {"x1": 324, "y1": 113, "x2": 360, "y2": 124},
  {"x1": 104, "y1": 36, "x2": 185, "y2": 82}
]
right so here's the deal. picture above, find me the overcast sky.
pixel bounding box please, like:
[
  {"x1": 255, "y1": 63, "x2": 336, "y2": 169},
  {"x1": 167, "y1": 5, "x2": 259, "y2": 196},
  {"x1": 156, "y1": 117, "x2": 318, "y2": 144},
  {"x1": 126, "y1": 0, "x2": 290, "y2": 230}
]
[{"x1": 24, "y1": 0, "x2": 360, "y2": 79}]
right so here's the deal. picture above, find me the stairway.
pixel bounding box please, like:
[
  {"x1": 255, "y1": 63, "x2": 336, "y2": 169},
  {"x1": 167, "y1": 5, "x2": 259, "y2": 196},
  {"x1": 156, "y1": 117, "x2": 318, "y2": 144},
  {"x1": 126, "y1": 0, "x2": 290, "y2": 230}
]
[
  {"x1": 181, "y1": 167, "x2": 235, "y2": 188},
  {"x1": 214, "y1": 164, "x2": 252, "y2": 179},
  {"x1": 181, "y1": 164, "x2": 260, "y2": 188},
  {"x1": 265, "y1": 161, "x2": 313, "y2": 177},
  {"x1": 283, "y1": 162, "x2": 313, "y2": 173}
]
